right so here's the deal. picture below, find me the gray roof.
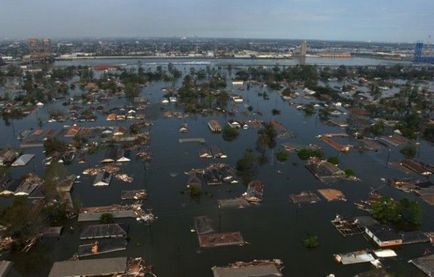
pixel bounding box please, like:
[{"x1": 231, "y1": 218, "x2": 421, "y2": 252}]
[
  {"x1": 78, "y1": 210, "x2": 136, "y2": 222},
  {"x1": 48, "y1": 257, "x2": 127, "y2": 277},
  {"x1": 11, "y1": 154, "x2": 34, "y2": 167},
  {"x1": 93, "y1": 172, "x2": 112, "y2": 186},
  {"x1": 212, "y1": 264, "x2": 282, "y2": 277},
  {"x1": 410, "y1": 254, "x2": 434, "y2": 277},
  {"x1": 80, "y1": 223, "x2": 127, "y2": 239},
  {"x1": 367, "y1": 224, "x2": 401, "y2": 241}
]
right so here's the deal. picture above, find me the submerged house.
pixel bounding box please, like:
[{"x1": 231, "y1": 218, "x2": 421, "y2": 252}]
[
  {"x1": 0, "y1": 176, "x2": 16, "y2": 196},
  {"x1": 210, "y1": 146, "x2": 227, "y2": 159},
  {"x1": 101, "y1": 147, "x2": 119, "y2": 163},
  {"x1": 116, "y1": 149, "x2": 131, "y2": 163},
  {"x1": 0, "y1": 149, "x2": 20, "y2": 166},
  {"x1": 187, "y1": 173, "x2": 203, "y2": 191},
  {"x1": 208, "y1": 120, "x2": 222, "y2": 133},
  {"x1": 14, "y1": 173, "x2": 44, "y2": 198},
  {"x1": 48, "y1": 257, "x2": 128, "y2": 277},
  {"x1": 242, "y1": 180, "x2": 264, "y2": 203},
  {"x1": 365, "y1": 225, "x2": 403, "y2": 247},
  {"x1": 93, "y1": 172, "x2": 112, "y2": 187},
  {"x1": 11, "y1": 154, "x2": 35, "y2": 167}
]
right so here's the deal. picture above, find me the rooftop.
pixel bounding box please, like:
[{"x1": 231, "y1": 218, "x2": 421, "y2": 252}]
[
  {"x1": 212, "y1": 264, "x2": 282, "y2": 277},
  {"x1": 48, "y1": 257, "x2": 127, "y2": 277}
]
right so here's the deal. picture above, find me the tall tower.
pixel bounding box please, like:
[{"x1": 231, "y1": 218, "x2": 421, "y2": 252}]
[
  {"x1": 300, "y1": 41, "x2": 307, "y2": 57},
  {"x1": 43, "y1": 38, "x2": 51, "y2": 53},
  {"x1": 27, "y1": 38, "x2": 39, "y2": 53},
  {"x1": 414, "y1": 42, "x2": 423, "y2": 62}
]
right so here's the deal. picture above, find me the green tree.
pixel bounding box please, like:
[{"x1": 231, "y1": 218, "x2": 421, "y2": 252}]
[
  {"x1": 43, "y1": 138, "x2": 67, "y2": 156},
  {"x1": 297, "y1": 149, "x2": 323, "y2": 160},
  {"x1": 327, "y1": 156, "x2": 339, "y2": 165},
  {"x1": 222, "y1": 125, "x2": 239, "y2": 141},
  {"x1": 400, "y1": 143, "x2": 417, "y2": 158},
  {"x1": 275, "y1": 150, "x2": 288, "y2": 162},
  {"x1": 100, "y1": 213, "x2": 114, "y2": 224},
  {"x1": 236, "y1": 149, "x2": 256, "y2": 183},
  {"x1": 256, "y1": 123, "x2": 277, "y2": 152},
  {"x1": 303, "y1": 234, "x2": 319, "y2": 249},
  {"x1": 344, "y1": 169, "x2": 355, "y2": 177},
  {"x1": 369, "y1": 120, "x2": 385, "y2": 136},
  {"x1": 43, "y1": 161, "x2": 68, "y2": 199},
  {"x1": 371, "y1": 196, "x2": 422, "y2": 228}
]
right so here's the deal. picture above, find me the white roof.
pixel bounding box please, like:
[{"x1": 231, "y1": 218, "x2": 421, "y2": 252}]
[{"x1": 374, "y1": 249, "x2": 397, "y2": 258}]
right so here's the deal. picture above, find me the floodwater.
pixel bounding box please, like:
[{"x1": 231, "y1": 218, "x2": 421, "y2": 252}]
[
  {"x1": 55, "y1": 56, "x2": 409, "y2": 68},
  {"x1": 1, "y1": 58, "x2": 433, "y2": 276}
]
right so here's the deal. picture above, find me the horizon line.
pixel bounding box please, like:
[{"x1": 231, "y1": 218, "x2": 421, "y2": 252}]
[{"x1": 0, "y1": 35, "x2": 421, "y2": 45}]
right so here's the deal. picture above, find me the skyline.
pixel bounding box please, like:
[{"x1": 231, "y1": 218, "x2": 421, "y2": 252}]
[{"x1": 0, "y1": 0, "x2": 433, "y2": 43}]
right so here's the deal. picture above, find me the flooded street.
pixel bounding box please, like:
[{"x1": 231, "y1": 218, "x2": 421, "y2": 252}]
[{"x1": 0, "y1": 57, "x2": 433, "y2": 276}]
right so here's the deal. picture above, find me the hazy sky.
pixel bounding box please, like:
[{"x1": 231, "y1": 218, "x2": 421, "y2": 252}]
[{"x1": 0, "y1": 0, "x2": 432, "y2": 42}]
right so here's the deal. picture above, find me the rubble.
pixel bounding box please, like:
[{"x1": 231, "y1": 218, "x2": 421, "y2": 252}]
[{"x1": 115, "y1": 174, "x2": 134, "y2": 183}]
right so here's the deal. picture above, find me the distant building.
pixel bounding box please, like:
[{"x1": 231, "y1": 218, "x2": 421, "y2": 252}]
[
  {"x1": 293, "y1": 41, "x2": 307, "y2": 57},
  {"x1": 24, "y1": 37, "x2": 53, "y2": 64},
  {"x1": 300, "y1": 40, "x2": 307, "y2": 56}
]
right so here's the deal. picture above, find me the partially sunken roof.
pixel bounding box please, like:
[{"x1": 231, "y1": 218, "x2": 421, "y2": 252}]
[
  {"x1": 48, "y1": 257, "x2": 127, "y2": 277},
  {"x1": 212, "y1": 264, "x2": 282, "y2": 277},
  {"x1": 367, "y1": 224, "x2": 401, "y2": 241},
  {"x1": 410, "y1": 254, "x2": 434, "y2": 276}
]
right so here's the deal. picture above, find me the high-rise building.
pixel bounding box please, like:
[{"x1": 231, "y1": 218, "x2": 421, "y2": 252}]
[
  {"x1": 25, "y1": 37, "x2": 53, "y2": 64},
  {"x1": 43, "y1": 38, "x2": 51, "y2": 53},
  {"x1": 293, "y1": 41, "x2": 307, "y2": 57},
  {"x1": 299, "y1": 41, "x2": 307, "y2": 57}
]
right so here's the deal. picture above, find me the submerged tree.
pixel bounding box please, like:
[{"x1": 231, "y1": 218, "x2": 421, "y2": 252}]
[
  {"x1": 303, "y1": 234, "x2": 319, "y2": 249},
  {"x1": 222, "y1": 125, "x2": 239, "y2": 141},
  {"x1": 236, "y1": 149, "x2": 257, "y2": 184},
  {"x1": 100, "y1": 213, "x2": 114, "y2": 224},
  {"x1": 400, "y1": 143, "x2": 417, "y2": 158},
  {"x1": 371, "y1": 196, "x2": 422, "y2": 228}
]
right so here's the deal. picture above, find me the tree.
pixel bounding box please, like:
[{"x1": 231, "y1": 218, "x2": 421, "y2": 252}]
[
  {"x1": 303, "y1": 234, "x2": 319, "y2": 249},
  {"x1": 371, "y1": 196, "x2": 422, "y2": 228},
  {"x1": 236, "y1": 149, "x2": 256, "y2": 183},
  {"x1": 43, "y1": 161, "x2": 68, "y2": 199},
  {"x1": 41, "y1": 203, "x2": 68, "y2": 226},
  {"x1": 303, "y1": 104, "x2": 315, "y2": 116},
  {"x1": 125, "y1": 82, "x2": 140, "y2": 99},
  {"x1": 369, "y1": 120, "x2": 385, "y2": 136},
  {"x1": 297, "y1": 149, "x2": 323, "y2": 160},
  {"x1": 400, "y1": 143, "x2": 417, "y2": 158},
  {"x1": 327, "y1": 156, "x2": 339, "y2": 165},
  {"x1": 44, "y1": 138, "x2": 67, "y2": 156},
  {"x1": 424, "y1": 124, "x2": 434, "y2": 143},
  {"x1": 344, "y1": 169, "x2": 355, "y2": 177},
  {"x1": 99, "y1": 213, "x2": 114, "y2": 224},
  {"x1": 398, "y1": 198, "x2": 422, "y2": 226},
  {"x1": 275, "y1": 150, "x2": 288, "y2": 162},
  {"x1": 272, "y1": 109, "x2": 281, "y2": 115},
  {"x1": 256, "y1": 123, "x2": 277, "y2": 152},
  {"x1": 222, "y1": 125, "x2": 239, "y2": 141},
  {"x1": 237, "y1": 149, "x2": 255, "y2": 172},
  {"x1": 129, "y1": 123, "x2": 142, "y2": 135}
]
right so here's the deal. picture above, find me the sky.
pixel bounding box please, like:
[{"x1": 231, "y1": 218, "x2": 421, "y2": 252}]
[{"x1": 0, "y1": 0, "x2": 433, "y2": 43}]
